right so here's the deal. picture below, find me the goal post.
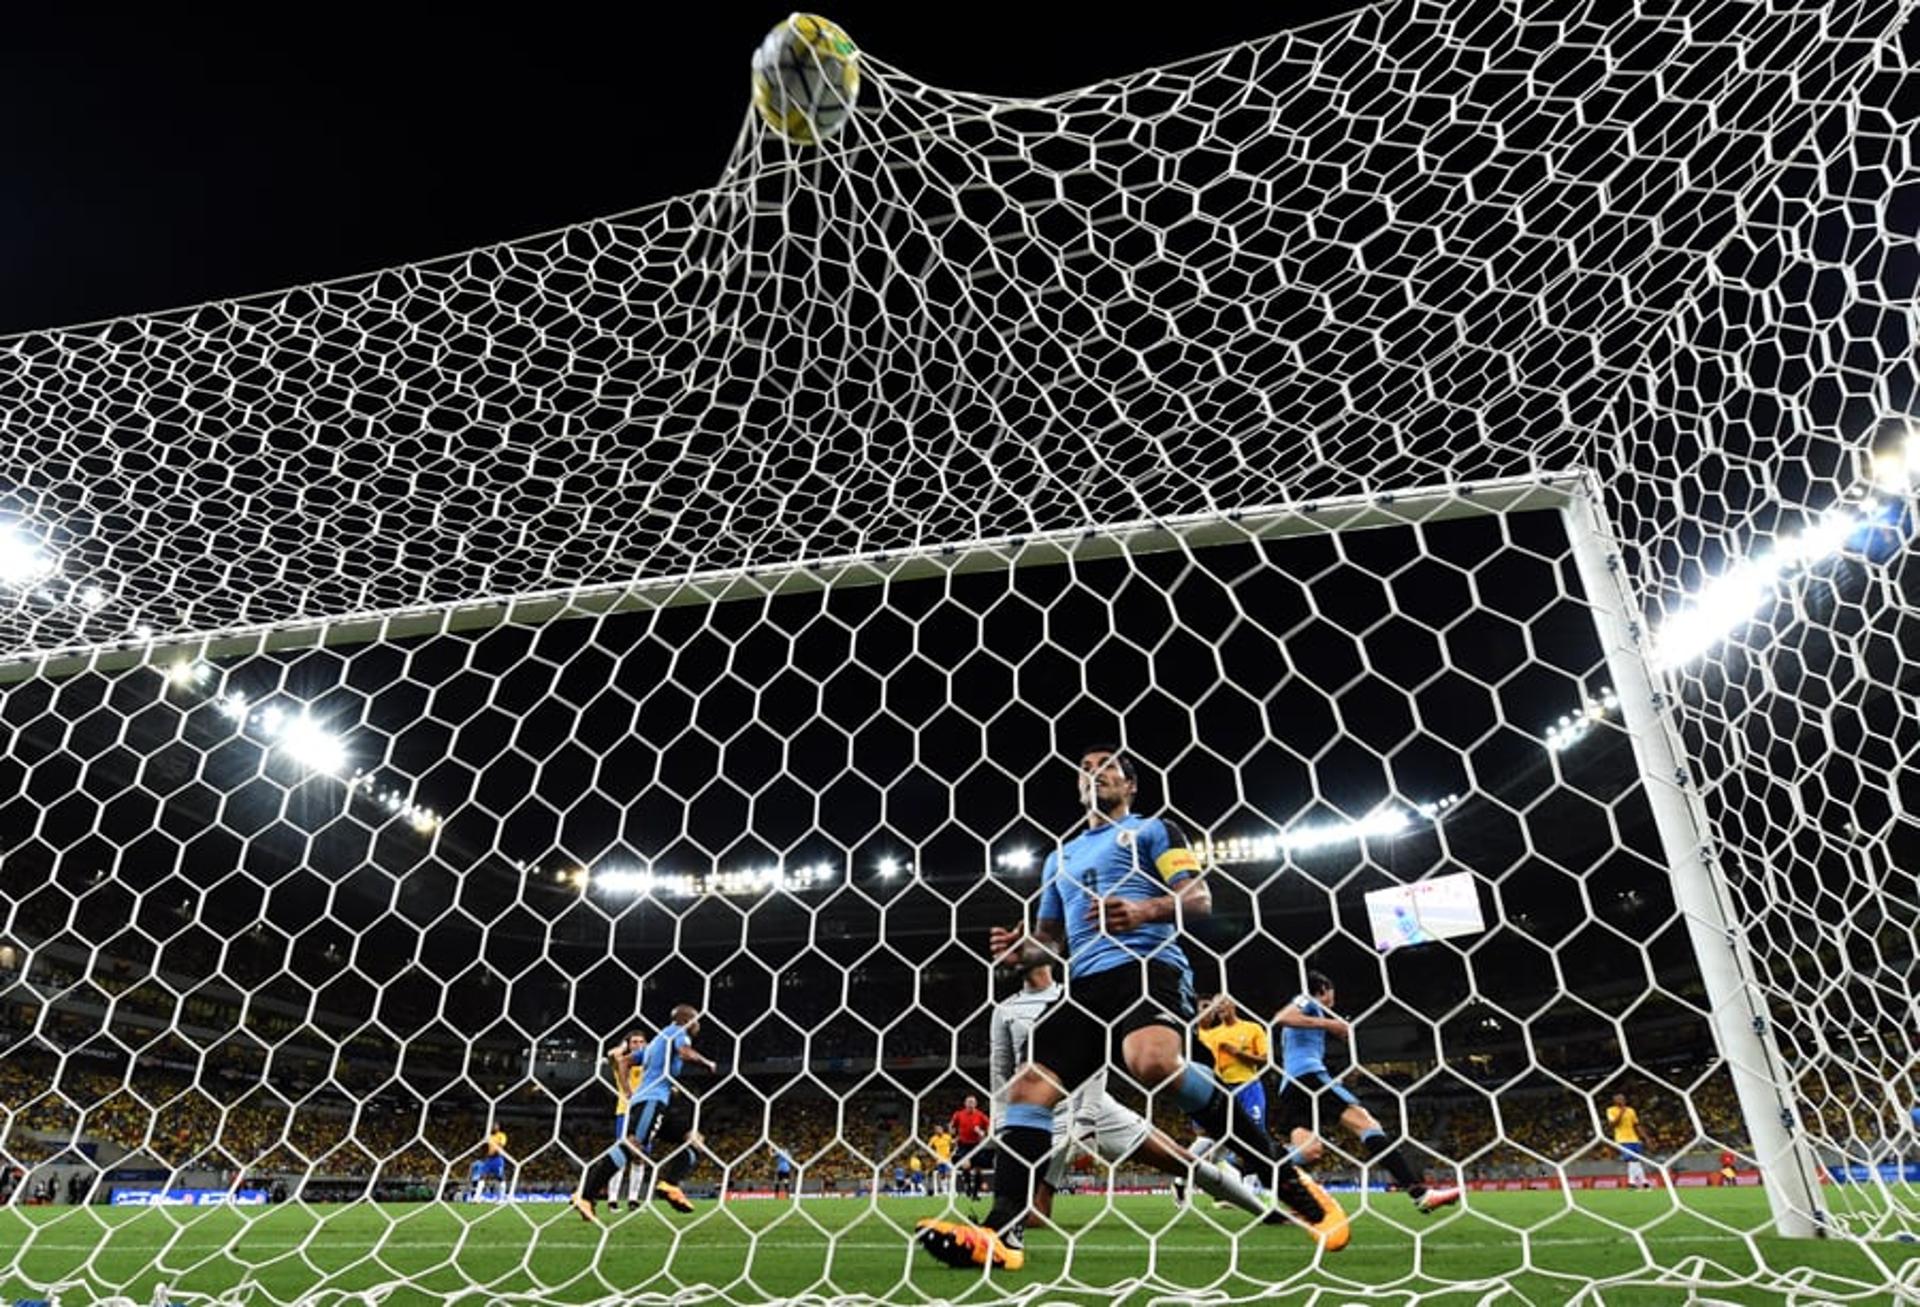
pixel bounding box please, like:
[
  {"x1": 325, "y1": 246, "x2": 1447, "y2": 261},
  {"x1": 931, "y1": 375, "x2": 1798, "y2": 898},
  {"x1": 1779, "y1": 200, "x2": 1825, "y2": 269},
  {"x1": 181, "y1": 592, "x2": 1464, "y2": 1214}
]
[{"x1": 1560, "y1": 475, "x2": 1830, "y2": 1240}]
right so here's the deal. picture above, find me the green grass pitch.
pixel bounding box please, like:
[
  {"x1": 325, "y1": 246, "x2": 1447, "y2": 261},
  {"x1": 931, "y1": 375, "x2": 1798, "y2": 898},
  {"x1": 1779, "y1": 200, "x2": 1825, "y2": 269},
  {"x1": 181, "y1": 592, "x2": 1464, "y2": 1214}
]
[{"x1": 5, "y1": 1189, "x2": 1918, "y2": 1305}]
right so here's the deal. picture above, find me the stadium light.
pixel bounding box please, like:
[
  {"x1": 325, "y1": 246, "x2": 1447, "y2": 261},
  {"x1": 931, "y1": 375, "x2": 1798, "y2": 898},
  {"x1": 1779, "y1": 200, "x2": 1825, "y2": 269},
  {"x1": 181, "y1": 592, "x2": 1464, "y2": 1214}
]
[
  {"x1": 995, "y1": 847, "x2": 1036, "y2": 872},
  {"x1": 1649, "y1": 499, "x2": 1906, "y2": 670},
  {"x1": 580, "y1": 858, "x2": 837, "y2": 899},
  {"x1": 1544, "y1": 687, "x2": 1619, "y2": 754},
  {"x1": 164, "y1": 660, "x2": 212, "y2": 690},
  {"x1": 278, "y1": 713, "x2": 348, "y2": 777},
  {"x1": 1870, "y1": 431, "x2": 1920, "y2": 491},
  {"x1": 1202, "y1": 801, "x2": 1452, "y2": 866},
  {"x1": 0, "y1": 525, "x2": 54, "y2": 589},
  {"x1": 593, "y1": 866, "x2": 696, "y2": 897},
  {"x1": 876, "y1": 855, "x2": 902, "y2": 878}
]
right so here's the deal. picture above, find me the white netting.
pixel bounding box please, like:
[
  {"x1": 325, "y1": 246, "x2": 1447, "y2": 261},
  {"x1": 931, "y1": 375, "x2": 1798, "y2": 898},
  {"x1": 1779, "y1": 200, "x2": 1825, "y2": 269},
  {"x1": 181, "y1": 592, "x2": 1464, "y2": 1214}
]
[{"x1": 3, "y1": 2, "x2": 1919, "y2": 1303}]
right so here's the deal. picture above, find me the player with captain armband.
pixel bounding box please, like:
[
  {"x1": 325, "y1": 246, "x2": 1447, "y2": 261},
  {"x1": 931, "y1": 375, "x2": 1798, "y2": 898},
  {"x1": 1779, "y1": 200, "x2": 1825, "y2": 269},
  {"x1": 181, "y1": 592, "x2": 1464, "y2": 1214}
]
[{"x1": 915, "y1": 744, "x2": 1347, "y2": 1271}]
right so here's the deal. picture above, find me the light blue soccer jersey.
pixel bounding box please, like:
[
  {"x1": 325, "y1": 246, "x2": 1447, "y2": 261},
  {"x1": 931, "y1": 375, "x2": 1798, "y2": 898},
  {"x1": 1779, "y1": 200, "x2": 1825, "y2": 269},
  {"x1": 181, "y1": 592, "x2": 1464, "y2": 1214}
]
[
  {"x1": 634, "y1": 1025, "x2": 690, "y2": 1104},
  {"x1": 1035, "y1": 814, "x2": 1200, "y2": 982},
  {"x1": 1281, "y1": 995, "x2": 1331, "y2": 1078}
]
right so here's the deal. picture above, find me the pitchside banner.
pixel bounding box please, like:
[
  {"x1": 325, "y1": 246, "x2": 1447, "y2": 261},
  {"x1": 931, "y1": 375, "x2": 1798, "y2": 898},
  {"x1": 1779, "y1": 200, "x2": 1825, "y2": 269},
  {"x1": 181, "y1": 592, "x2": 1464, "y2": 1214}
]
[
  {"x1": 1826, "y1": 1163, "x2": 1920, "y2": 1184},
  {"x1": 110, "y1": 1189, "x2": 269, "y2": 1206}
]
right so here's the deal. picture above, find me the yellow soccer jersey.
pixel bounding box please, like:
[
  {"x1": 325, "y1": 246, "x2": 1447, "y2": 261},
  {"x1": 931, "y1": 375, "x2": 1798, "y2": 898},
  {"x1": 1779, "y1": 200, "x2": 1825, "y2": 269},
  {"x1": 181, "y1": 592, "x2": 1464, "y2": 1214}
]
[
  {"x1": 929, "y1": 1130, "x2": 954, "y2": 1162},
  {"x1": 1198, "y1": 1018, "x2": 1269, "y2": 1086},
  {"x1": 1607, "y1": 1104, "x2": 1641, "y2": 1144},
  {"x1": 487, "y1": 1130, "x2": 507, "y2": 1156},
  {"x1": 614, "y1": 1061, "x2": 644, "y2": 1116}
]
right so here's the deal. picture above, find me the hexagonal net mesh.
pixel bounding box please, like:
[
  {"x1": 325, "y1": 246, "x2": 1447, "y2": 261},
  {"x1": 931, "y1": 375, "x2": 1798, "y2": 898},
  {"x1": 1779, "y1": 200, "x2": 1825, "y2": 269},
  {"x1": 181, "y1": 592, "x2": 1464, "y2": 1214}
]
[{"x1": 2, "y1": 2, "x2": 1918, "y2": 1303}]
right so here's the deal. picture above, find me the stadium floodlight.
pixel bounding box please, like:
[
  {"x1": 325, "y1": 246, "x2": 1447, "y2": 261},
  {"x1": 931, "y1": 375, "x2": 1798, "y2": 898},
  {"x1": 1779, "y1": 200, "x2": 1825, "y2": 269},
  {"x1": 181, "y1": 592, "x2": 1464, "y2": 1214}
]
[
  {"x1": 995, "y1": 847, "x2": 1036, "y2": 872},
  {"x1": 278, "y1": 713, "x2": 348, "y2": 777},
  {"x1": 256, "y1": 705, "x2": 285, "y2": 738},
  {"x1": 876, "y1": 855, "x2": 901, "y2": 878},
  {"x1": 592, "y1": 866, "x2": 684, "y2": 896},
  {"x1": 1545, "y1": 688, "x2": 1620, "y2": 753},
  {"x1": 78, "y1": 584, "x2": 108, "y2": 609},
  {"x1": 1650, "y1": 503, "x2": 1879, "y2": 670},
  {"x1": 1202, "y1": 801, "x2": 1454, "y2": 867},
  {"x1": 0, "y1": 525, "x2": 54, "y2": 589},
  {"x1": 1870, "y1": 431, "x2": 1919, "y2": 491},
  {"x1": 164, "y1": 660, "x2": 211, "y2": 689}
]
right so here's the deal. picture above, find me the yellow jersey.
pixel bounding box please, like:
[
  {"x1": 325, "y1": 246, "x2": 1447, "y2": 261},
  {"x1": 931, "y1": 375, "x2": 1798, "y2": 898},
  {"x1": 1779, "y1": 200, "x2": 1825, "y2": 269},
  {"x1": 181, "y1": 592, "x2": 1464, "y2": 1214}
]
[
  {"x1": 929, "y1": 1131, "x2": 954, "y2": 1162},
  {"x1": 614, "y1": 1062, "x2": 643, "y2": 1116},
  {"x1": 1198, "y1": 1018, "x2": 1269, "y2": 1087},
  {"x1": 1607, "y1": 1105, "x2": 1641, "y2": 1144},
  {"x1": 486, "y1": 1130, "x2": 507, "y2": 1156}
]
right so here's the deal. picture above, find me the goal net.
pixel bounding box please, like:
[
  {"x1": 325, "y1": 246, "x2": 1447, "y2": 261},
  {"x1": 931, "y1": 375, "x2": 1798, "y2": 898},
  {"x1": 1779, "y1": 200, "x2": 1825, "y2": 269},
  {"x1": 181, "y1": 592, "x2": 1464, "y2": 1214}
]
[{"x1": 3, "y1": 3, "x2": 1918, "y2": 1304}]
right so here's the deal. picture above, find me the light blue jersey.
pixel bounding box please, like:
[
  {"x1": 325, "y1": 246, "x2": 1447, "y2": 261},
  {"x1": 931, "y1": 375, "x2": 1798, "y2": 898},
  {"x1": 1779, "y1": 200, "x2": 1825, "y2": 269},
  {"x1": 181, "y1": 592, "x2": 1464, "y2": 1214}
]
[
  {"x1": 1281, "y1": 994, "x2": 1332, "y2": 1078},
  {"x1": 1035, "y1": 813, "x2": 1200, "y2": 982},
  {"x1": 634, "y1": 1025, "x2": 690, "y2": 1105}
]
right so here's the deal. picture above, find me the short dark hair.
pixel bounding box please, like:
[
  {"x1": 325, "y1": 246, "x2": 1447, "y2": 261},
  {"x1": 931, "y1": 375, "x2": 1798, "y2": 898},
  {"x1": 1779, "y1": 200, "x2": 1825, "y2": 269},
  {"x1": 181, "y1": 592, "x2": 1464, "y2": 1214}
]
[
  {"x1": 1305, "y1": 970, "x2": 1333, "y2": 998},
  {"x1": 1078, "y1": 743, "x2": 1137, "y2": 782},
  {"x1": 1015, "y1": 941, "x2": 1057, "y2": 977}
]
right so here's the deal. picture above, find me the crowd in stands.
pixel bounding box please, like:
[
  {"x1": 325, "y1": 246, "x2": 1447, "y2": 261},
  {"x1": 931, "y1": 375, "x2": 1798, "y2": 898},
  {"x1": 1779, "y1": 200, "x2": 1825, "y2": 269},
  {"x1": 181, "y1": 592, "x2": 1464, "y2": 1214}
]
[
  {"x1": 10, "y1": 939, "x2": 1911, "y2": 1203},
  {"x1": 3, "y1": 1037, "x2": 1784, "y2": 1203}
]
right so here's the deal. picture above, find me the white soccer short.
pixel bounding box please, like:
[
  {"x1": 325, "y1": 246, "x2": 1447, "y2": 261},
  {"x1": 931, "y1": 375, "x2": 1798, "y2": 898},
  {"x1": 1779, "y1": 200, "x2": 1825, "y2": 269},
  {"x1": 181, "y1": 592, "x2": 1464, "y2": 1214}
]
[{"x1": 1045, "y1": 1069, "x2": 1151, "y2": 1189}]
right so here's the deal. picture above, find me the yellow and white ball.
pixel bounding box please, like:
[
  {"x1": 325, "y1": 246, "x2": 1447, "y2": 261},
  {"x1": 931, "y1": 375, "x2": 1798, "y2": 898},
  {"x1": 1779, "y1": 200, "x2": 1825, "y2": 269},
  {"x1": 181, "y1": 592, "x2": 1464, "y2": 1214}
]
[{"x1": 751, "y1": 14, "x2": 860, "y2": 145}]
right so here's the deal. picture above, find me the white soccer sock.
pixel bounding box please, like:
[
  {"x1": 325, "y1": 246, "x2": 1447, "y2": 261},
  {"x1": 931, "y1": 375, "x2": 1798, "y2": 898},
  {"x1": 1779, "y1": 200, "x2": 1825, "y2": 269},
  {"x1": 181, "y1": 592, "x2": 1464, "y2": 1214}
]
[
  {"x1": 1192, "y1": 1158, "x2": 1265, "y2": 1218},
  {"x1": 1627, "y1": 1160, "x2": 1647, "y2": 1187}
]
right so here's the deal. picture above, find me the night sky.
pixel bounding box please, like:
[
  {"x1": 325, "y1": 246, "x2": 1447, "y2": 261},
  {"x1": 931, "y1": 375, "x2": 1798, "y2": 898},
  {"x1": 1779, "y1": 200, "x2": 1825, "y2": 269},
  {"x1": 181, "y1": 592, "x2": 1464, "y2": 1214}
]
[{"x1": 0, "y1": 6, "x2": 1367, "y2": 336}]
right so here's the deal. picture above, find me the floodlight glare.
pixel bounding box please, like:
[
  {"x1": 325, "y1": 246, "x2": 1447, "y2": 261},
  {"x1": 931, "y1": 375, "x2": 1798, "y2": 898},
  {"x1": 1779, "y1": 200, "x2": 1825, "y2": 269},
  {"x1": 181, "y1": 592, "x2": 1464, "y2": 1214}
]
[
  {"x1": 0, "y1": 526, "x2": 53, "y2": 588},
  {"x1": 279, "y1": 714, "x2": 348, "y2": 776}
]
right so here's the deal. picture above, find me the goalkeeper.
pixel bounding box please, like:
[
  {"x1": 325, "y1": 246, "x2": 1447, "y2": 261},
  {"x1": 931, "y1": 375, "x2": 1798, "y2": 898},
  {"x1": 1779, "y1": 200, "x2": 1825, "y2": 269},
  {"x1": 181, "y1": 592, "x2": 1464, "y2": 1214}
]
[{"x1": 916, "y1": 745, "x2": 1345, "y2": 1272}]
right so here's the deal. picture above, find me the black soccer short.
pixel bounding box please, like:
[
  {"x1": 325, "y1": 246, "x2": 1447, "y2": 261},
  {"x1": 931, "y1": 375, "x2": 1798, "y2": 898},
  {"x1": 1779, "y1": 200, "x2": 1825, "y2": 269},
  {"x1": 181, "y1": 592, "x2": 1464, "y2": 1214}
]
[
  {"x1": 1031, "y1": 959, "x2": 1194, "y2": 1093},
  {"x1": 1275, "y1": 1069, "x2": 1362, "y2": 1134},
  {"x1": 629, "y1": 1091, "x2": 696, "y2": 1155}
]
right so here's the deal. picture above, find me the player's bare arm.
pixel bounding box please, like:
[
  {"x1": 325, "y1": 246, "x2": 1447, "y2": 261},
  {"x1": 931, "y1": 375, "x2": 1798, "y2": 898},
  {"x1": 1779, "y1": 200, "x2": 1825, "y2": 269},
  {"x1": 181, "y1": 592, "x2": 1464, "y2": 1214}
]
[{"x1": 989, "y1": 916, "x2": 1065, "y2": 966}]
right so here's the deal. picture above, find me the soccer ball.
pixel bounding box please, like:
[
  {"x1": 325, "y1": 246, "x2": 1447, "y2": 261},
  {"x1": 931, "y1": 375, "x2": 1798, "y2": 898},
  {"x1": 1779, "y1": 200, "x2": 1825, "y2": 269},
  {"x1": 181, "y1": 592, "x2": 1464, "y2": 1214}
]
[{"x1": 751, "y1": 14, "x2": 861, "y2": 145}]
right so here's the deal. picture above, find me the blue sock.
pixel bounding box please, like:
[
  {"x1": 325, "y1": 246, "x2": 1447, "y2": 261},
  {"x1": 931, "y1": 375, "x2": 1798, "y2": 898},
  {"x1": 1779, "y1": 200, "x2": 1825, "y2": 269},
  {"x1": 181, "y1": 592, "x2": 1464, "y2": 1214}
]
[{"x1": 1173, "y1": 1064, "x2": 1217, "y2": 1115}]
